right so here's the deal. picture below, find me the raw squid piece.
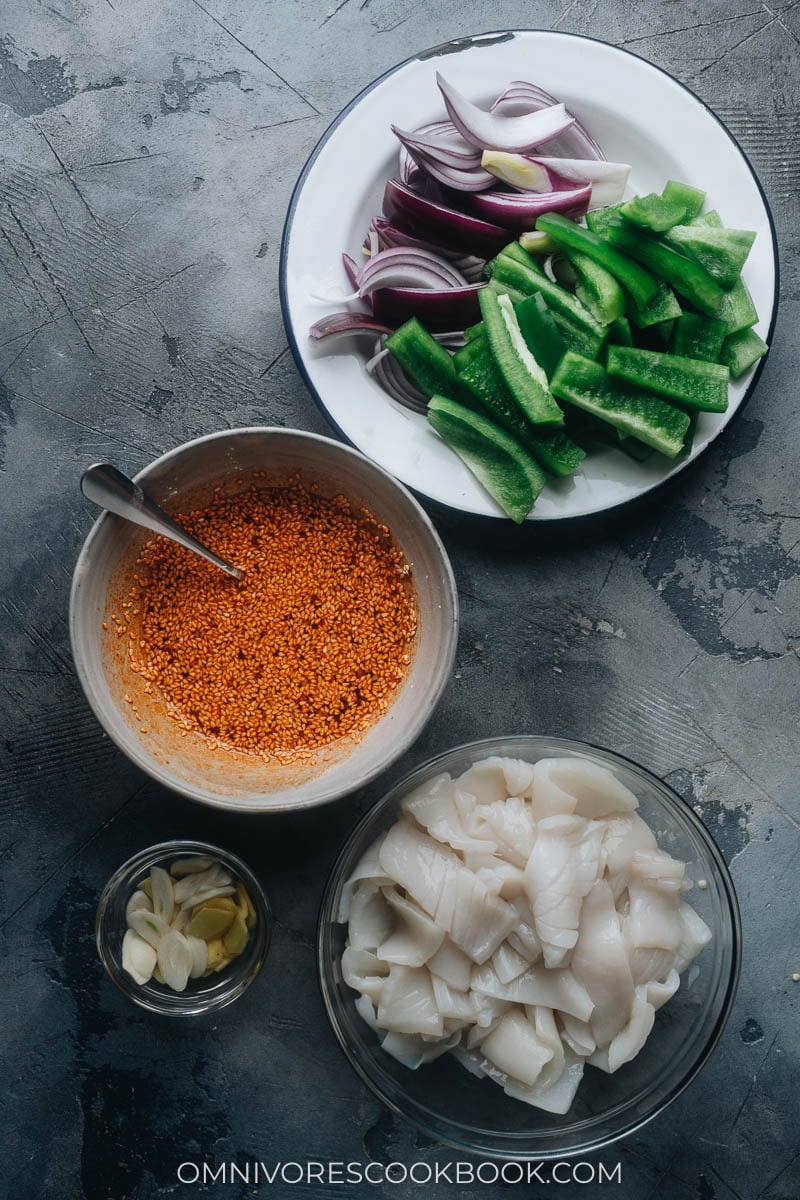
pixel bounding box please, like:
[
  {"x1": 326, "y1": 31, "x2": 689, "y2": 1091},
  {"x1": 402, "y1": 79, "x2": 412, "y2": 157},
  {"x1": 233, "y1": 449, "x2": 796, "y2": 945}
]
[{"x1": 524, "y1": 814, "x2": 605, "y2": 967}]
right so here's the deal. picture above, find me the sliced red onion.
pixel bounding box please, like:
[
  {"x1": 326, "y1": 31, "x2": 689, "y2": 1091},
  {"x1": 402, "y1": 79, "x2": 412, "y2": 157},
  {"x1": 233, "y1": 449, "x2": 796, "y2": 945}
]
[
  {"x1": 392, "y1": 122, "x2": 483, "y2": 169},
  {"x1": 437, "y1": 73, "x2": 575, "y2": 152},
  {"x1": 482, "y1": 151, "x2": 630, "y2": 209},
  {"x1": 491, "y1": 81, "x2": 604, "y2": 161},
  {"x1": 403, "y1": 145, "x2": 496, "y2": 192},
  {"x1": 470, "y1": 184, "x2": 591, "y2": 229},
  {"x1": 372, "y1": 280, "x2": 485, "y2": 332},
  {"x1": 368, "y1": 337, "x2": 429, "y2": 414},
  {"x1": 357, "y1": 246, "x2": 467, "y2": 297},
  {"x1": 383, "y1": 179, "x2": 509, "y2": 257},
  {"x1": 309, "y1": 313, "x2": 394, "y2": 342},
  {"x1": 342, "y1": 252, "x2": 360, "y2": 290}
]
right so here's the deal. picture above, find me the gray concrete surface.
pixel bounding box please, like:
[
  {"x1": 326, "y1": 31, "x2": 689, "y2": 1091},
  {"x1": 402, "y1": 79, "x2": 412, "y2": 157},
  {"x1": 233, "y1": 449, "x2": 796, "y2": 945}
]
[{"x1": 1, "y1": 2, "x2": 799, "y2": 1198}]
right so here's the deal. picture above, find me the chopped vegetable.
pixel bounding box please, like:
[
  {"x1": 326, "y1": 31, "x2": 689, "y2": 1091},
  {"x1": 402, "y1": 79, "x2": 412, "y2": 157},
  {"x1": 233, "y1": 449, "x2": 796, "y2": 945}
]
[
  {"x1": 383, "y1": 179, "x2": 508, "y2": 257},
  {"x1": 621, "y1": 180, "x2": 705, "y2": 232},
  {"x1": 437, "y1": 73, "x2": 575, "y2": 152},
  {"x1": 601, "y1": 221, "x2": 725, "y2": 316},
  {"x1": 671, "y1": 313, "x2": 727, "y2": 362},
  {"x1": 481, "y1": 151, "x2": 630, "y2": 209},
  {"x1": 427, "y1": 394, "x2": 546, "y2": 523},
  {"x1": 567, "y1": 250, "x2": 625, "y2": 325},
  {"x1": 479, "y1": 287, "x2": 564, "y2": 426},
  {"x1": 551, "y1": 352, "x2": 691, "y2": 456},
  {"x1": 514, "y1": 293, "x2": 568, "y2": 380},
  {"x1": 386, "y1": 318, "x2": 479, "y2": 408},
  {"x1": 471, "y1": 184, "x2": 592, "y2": 228},
  {"x1": 665, "y1": 224, "x2": 756, "y2": 289},
  {"x1": 628, "y1": 281, "x2": 682, "y2": 330},
  {"x1": 720, "y1": 328, "x2": 769, "y2": 378},
  {"x1": 606, "y1": 346, "x2": 730, "y2": 413},
  {"x1": 714, "y1": 276, "x2": 759, "y2": 335},
  {"x1": 536, "y1": 213, "x2": 659, "y2": 311}
]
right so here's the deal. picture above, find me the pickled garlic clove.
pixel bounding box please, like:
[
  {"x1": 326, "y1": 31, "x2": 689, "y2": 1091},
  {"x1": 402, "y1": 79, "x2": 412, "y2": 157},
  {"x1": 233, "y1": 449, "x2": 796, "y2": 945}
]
[
  {"x1": 170, "y1": 856, "x2": 215, "y2": 877},
  {"x1": 157, "y1": 930, "x2": 193, "y2": 992},
  {"x1": 186, "y1": 935, "x2": 209, "y2": 979},
  {"x1": 128, "y1": 909, "x2": 170, "y2": 949},
  {"x1": 150, "y1": 866, "x2": 175, "y2": 925},
  {"x1": 125, "y1": 889, "x2": 153, "y2": 922}
]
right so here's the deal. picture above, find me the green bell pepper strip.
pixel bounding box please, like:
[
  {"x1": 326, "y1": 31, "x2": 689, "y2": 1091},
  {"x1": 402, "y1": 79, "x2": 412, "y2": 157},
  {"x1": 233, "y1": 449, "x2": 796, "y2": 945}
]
[
  {"x1": 453, "y1": 332, "x2": 488, "y2": 373},
  {"x1": 602, "y1": 221, "x2": 725, "y2": 316},
  {"x1": 459, "y1": 349, "x2": 585, "y2": 477},
  {"x1": 551, "y1": 352, "x2": 690, "y2": 457},
  {"x1": 653, "y1": 319, "x2": 675, "y2": 344},
  {"x1": 671, "y1": 313, "x2": 727, "y2": 362},
  {"x1": 487, "y1": 248, "x2": 607, "y2": 342},
  {"x1": 585, "y1": 204, "x2": 623, "y2": 237},
  {"x1": 385, "y1": 318, "x2": 480, "y2": 409},
  {"x1": 484, "y1": 277, "x2": 528, "y2": 305},
  {"x1": 385, "y1": 317, "x2": 483, "y2": 410},
  {"x1": 714, "y1": 276, "x2": 758, "y2": 335},
  {"x1": 665, "y1": 224, "x2": 757, "y2": 289},
  {"x1": 565, "y1": 409, "x2": 654, "y2": 462},
  {"x1": 427, "y1": 394, "x2": 546, "y2": 523},
  {"x1": 536, "y1": 213, "x2": 659, "y2": 311},
  {"x1": 606, "y1": 345, "x2": 730, "y2": 413},
  {"x1": 689, "y1": 209, "x2": 722, "y2": 228},
  {"x1": 607, "y1": 316, "x2": 634, "y2": 347},
  {"x1": 514, "y1": 293, "x2": 567, "y2": 380},
  {"x1": 564, "y1": 249, "x2": 625, "y2": 325},
  {"x1": 550, "y1": 311, "x2": 607, "y2": 360},
  {"x1": 479, "y1": 287, "x2": 564, "y2": 426},
  {"x1": 628, "y1": 280, "x2": 682, "y2": 329},
  {"x1": 720, "y1": 328, "x2": 768, "y2": 378},
  {"x1": 464, "y1": 320, "x2": 484, "y2": 342}
]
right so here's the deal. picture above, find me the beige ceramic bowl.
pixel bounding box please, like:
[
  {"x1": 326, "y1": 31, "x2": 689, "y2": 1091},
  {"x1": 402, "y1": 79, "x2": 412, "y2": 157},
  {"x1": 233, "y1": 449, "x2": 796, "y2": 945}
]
[{"x1": 70, "y1": 428, "x2": 458, "y2": 812}]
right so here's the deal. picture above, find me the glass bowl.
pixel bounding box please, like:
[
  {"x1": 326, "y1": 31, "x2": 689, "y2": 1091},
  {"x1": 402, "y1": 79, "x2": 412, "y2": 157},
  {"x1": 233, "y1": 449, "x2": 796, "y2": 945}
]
[
  {"x1": 317, "y1": 736, "x2": 741, "y2": 1159},
  {"x1": 97, "y1": 839, "x2": 271, "y2": 1016}
]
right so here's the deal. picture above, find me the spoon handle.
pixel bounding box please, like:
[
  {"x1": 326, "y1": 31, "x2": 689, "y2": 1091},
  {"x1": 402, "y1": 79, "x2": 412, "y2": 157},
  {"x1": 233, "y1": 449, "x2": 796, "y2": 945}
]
[{"x1": 80, "y1": 463, "x2": 243, "y2": 580}]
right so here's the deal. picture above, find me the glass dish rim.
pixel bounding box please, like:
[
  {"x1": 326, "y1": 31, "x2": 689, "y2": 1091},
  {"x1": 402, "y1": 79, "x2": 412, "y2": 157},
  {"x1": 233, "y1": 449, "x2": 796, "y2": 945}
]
[
  {"x1": 96, "y1": 838, "x2": 271, "y2": 1017},
  {"x1": 316, "y1": 734, "x2": 742, "y2": 1160}
]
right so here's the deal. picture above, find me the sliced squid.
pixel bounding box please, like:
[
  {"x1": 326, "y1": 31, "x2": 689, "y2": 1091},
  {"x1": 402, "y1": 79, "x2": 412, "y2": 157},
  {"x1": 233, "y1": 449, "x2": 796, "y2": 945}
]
[
  {"x1": 377, "y1": 965, "x2": 444, "y2": 1037},
  {"x1": 644, "y1": 968, "x2": 680, "y2": 1010},
  {"x1": 491, "y1": 940, "x2": 531, "y2": 986},
  {"x1": 377, "y1": 890, "x2": 444, "y2": 967},
  {"x1": 381, "y1": 1029, "x2": 460, "y2": 1069},
  {"x1": 471, "y1": 962, "x2": 594, "y2": 1022},
  {"x1": 403, "y1": 772, "x2": 494, "y2": 853},
  {"x1": 481, "y1": 1009, "x2": 554, "y2": 1087},
  {"x1": 466, "y1": 852, "x2": 526, "y2": 898},
  {"x1": 535, "y1": 757, "x2": 639, "y2": 819},
  {"x1": 627, "y1": 943, "x2": 677, "y2": 987},
  {"x1": 347, "y1": 882, "x2": 393, "y2": 952},
  {"x1": 602, "y1": 812, "x2": 659, "y2": 899},
  {"x1": 530, "y1": 759, "x2": 579, "y2": 820},
  {"x1": 336, "y1": 834, "x2": 391, "y2": 923},
  {"x1": 378, "y1": 819, "x2": 456, "y2": 917},
  {"x1": 427, "y1": 937, "x2": 473, "y2": 992},
  {"x1": 454, "y1": 760, "x2": 509, "y2": 806},
  {"x1": 558, "y1": 1012, "x2": 596, "y2": 1057},
  {"x1": 673, "y1": 902, "x2": 713, "y2": 973},
  {"x1": 475, "y1": 796, "x2": 536, "y2": 868},
  {"x1": 526, "y1": 1004, "x2": 565, "y2": 1090},
  {"x1": 572, "y1": 879, "x2": 634, "y2": 1048},
  {"x1": 342, "y1": 945, "x2": 390, "y2": 1003},
  {"x1": 628, "y1": 878, "x2": 682, "y2": 951},
  {"x1": 430, "y1": 975, "x2": 477, "y2": 1022},
  {"x1": 443, "y1": 867, "x2": 518, "y2": 964},
  {"x1": 606, "y1": 986, "x2": 655, "y2": 1073},
  {"x1": 504, "y1": 1048, "x2": 585, "y2": 1115},
  {"x1": 524, "y1": 814, "x2": 605, "y2": 968}
]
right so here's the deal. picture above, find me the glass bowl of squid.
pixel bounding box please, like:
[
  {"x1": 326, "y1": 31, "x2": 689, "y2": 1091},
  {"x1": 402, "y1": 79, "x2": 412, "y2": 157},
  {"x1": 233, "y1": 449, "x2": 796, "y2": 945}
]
[{"x1": 317, "y1": 736, "x2": 741, "y2": 1160}]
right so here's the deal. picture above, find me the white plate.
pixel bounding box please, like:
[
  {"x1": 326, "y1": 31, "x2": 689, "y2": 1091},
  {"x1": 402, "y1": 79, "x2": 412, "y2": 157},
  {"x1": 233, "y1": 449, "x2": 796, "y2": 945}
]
[{"x1": 280, "y1": 30, "x2": 778, "y2": 522}]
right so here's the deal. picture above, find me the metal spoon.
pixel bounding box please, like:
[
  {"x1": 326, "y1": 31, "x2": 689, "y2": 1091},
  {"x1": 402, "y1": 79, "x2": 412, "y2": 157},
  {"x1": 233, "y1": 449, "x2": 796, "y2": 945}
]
[{"x1": 80, "y1": 463, "x2": 244, "y2": 580}]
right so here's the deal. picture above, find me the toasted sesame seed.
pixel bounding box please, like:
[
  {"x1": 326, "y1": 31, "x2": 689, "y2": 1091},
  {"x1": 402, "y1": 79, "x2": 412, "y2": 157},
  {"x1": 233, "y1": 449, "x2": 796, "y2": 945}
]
[{"x1": 124, "y1": 481, "x2": 417, "y2": 762}]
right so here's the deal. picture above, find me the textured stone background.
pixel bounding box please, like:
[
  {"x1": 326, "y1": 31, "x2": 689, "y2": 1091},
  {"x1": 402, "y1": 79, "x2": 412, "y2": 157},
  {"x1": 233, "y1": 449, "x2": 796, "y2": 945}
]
[{"x1": 1, "y1": 2, "x2": 799, "y2": 1198}]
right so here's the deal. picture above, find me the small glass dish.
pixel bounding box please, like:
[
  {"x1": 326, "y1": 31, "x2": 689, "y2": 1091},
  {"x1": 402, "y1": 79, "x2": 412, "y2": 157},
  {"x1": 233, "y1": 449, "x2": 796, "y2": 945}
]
[
  {"x1": 318, "y1": 736, "x2": 741, "y2": 1159},
  {"x1": 97, "y1": 839, "x2": 271, "y2": 1016}
]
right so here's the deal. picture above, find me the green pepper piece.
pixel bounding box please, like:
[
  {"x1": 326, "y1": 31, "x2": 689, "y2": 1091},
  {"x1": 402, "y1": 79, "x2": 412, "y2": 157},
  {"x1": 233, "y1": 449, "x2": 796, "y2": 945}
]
[
  {"x1": 518, "y1": 229, "x2": 558, "y2": 255},
  {"x1": 713, "y1": 276, "x2": 758, "y2": 335},
  {"x1": 628, "y1": 280, "x2": 682, "y2": 329},
  {"x1": 536, "y1": 213, "x2": 659, "y2": 311},
  {"x1": 621, "y1": 194, "x2": 688, "y2": 233},
  {"x1": 662, "y1": 181, "x2": 706, "y2": 221},
  {"x1": 671, "y1": 313, "x2": 727, "y2": 362},
  {"x1": 563, "y1": 249, "x2": 625, "y2": 325},
  {"x1": 386, "y1": 318, "x2": 478, "y2": 409},
  {"x1": 607, "y1": 317, "x2": 634, "y2": 347},
  {"x1": 427, "y1": 395, "x2": 546, "y2": 523},
  {"x1": 485, "y1": 277, "x2": 528, "y2": 304},
  {"x1": 464, "y1": 321, "x2": 484, "y2": 342},
  {"x1": 606, "y1": 346, "x2": 730, "y2": 412},
  {"x1": 551, "y1": 352, "x2": 690, "y2": 457},
  {"x1": 585, "y1": 204, "x2": 624, "y2": 237},
  {"x1": 487, "y1": 248, "x2": 606, "y2": 342},
  {"x1": 479, "y1": 288, "x2": 564, "y2": 426},
  {"x1": 720, "y1": 328, "x2": 768, "y2": 378},
  {"x1": 565, "y1": 409, "x2": 654, "y2": 462},
  {"x1": 514, "y1": 293, "x2": 567, "y2": 380},
  {"x1": 550, "y1": 311, "x2": 607, "y2": 360},
  {"x1": 689, "y1": 209, "x2": 722, "y2": 228},
  {"x1": 460, "y1": 349, "x2": 585, "y2": 477},
  {"x1": 665, "y1": 224, "x2": 757, "y2": 289},
  {"x1": 653, "y1": 319, "x2": 675, "y2": 344},
  {"x1": 602, "y1": 221, "x2": 725, "y2": 316},
  {"x1": 453, "y1": 333, "x2": 488, "y2": 373}
]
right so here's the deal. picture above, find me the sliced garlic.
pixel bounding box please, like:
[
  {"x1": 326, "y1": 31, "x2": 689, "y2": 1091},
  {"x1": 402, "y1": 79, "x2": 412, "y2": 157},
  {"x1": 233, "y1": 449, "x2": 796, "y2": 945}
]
[
  {"x1": 128, "y1": 909, "x2": 170, "y2": 949},
  {"x1": 171, "y1": 907, "x2": 190, "y2": 933},
  {"x1": 157, "y1": 929, "x2": 193, "y2": 992},
  {"x1": 125, "y1": 889, "x2": 153, "y2": 922},
  {"x1": 180, "y1": 885, "x2": 236, "y2": 911},
  {"x1": 150, "y1": 866, "x2": 175, "y2": 925},
  {"x1": 122, "y1": 928, "x2": 157, "y2": 985},
  {"x1": 170, "y1": 856, "x2": 215, "y2": 877},
  {"x1": 187, "y1": 935, "x2": 209, "y2": 978}
]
